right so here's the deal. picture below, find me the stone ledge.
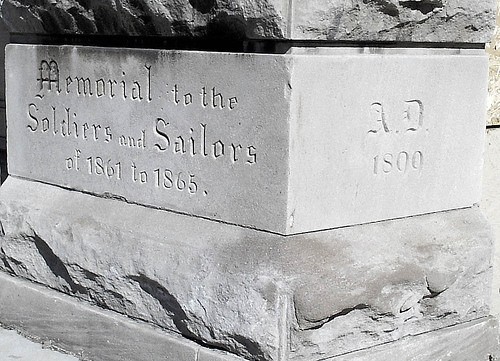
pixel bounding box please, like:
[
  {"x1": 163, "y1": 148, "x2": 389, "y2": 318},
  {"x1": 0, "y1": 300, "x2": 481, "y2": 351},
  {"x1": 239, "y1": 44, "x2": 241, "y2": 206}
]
[
  {"x1": 0, "y1": 176, "x2": 494, "y2": 360},
  {"x1": 330, "y1": 316, "x2": 499, "y2": 360}
]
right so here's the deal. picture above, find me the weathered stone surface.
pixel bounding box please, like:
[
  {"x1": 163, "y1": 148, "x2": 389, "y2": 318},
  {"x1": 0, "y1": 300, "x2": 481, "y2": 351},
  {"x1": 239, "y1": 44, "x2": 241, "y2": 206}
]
[
  {"x1": 292, "y1": 0, "x2": 496, "y2": 43},
  {"x1": 0, "y1": 0, "x2": 289, "y2": 39},
  {"x1": 481, "y1": 128, "x2": 500, "y2": 318},
  {"x1": 0, "y1": 29, "x2": 7, "y2": 151},
  {"x1": 487, "y1": 0, "x2": 500, "y2": 125},
  {"x1": 6, "y1": 45, "x2": 488, "y2": 234},
  {"x1": 2, "y1": 271, "x2": 495, "y2": 361},
  {"x1": 0, "y1": 177, "x2": 493, "y2": 360},
  {"x1": 330, "y1": 317, "x2": 499, "y2": 360},
  {"x1": 0, "y1": 328, "x2": 79, "y2": 361},
  {"x1": 0, "y1": 272, "x2": 242, "y2": 361},
  {"x1": 0, "y1": 0, "x2": 495, "y2": 43}
]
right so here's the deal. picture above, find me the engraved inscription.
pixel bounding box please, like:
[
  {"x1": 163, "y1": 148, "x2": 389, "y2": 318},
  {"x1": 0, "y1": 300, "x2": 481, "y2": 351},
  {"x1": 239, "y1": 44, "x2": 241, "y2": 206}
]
[
  {"x1": 368, "y1": 100, "x2": 425, "y2": 134},
  {"x1": 403, "y1": 100, "x2": 424, "y2": 132},
  {"x1": 37, "y1": 60, "x2": 60, "y2": 92},
  {"x1": 152, "y1": 120, "x2": 257, "y2": 164},
  {"x1": 373, "y1": 151, "x2": 423, "y2": 175},
  {"x1": 167, "y1": 84, "x2": 238, "y2": 110},
  {"x1": 63, "y1": 65, "x2": 152, "y2": 101},
  {"x1": 368, "y1": 100, "x2": 427, "y2": 176},
  {"x1": 153, "y1": 168, "x2": 199, "y2": 195},
  {"x1": 368, "y1": 102, "x2": 390, "y2": 134},
  {"x1": 27, "y1": 58, "x2": 254, "y2": 201},
  {"x1": 27, "y1": 104, "x2": 113, "y2": 142},
  {"x1": 87, "y1": 156, "x2": 123, "y2": 180}
]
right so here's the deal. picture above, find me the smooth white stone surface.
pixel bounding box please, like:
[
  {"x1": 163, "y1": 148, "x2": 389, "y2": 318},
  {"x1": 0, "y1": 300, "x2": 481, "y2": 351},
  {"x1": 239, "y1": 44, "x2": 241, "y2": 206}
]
[
  {"x1": 6, "y1": 45, "x2": 488, "y2": 234},
  {"x1": 0, "y1": 328, "x2": 78, "y2": 361}
]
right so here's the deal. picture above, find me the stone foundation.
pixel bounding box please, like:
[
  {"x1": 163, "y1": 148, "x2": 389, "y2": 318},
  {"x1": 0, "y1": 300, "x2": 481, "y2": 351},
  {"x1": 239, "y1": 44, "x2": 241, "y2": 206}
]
[{"x1": 0, "y1": 176, "x2": 495, "y2": 360}]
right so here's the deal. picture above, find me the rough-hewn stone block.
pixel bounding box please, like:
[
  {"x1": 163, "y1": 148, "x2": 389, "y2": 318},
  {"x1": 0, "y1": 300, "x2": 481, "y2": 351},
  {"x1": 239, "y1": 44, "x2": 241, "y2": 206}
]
[
  {"x1": 0, "y1": 272, "x2": 241, "y2": 361},
  {"x1": 0, "y1": 177, "x2": 493, "y2": 360},
  {"x1": 0, "y1": 0, "x2": 495, "y2": 43},
  {"x1": 2, "y1": 270, "x2": 495, "y2": 361},
  {"x1": 291, "y1": 0, "x2": 496, "y2": 43},
  {"x1": 6, "y1": 45, "x2": 488, "y2": 234}
]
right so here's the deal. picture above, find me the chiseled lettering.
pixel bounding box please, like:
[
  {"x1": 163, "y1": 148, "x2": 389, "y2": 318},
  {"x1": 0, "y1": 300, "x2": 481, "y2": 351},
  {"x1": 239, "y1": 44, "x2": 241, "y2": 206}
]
[
  {"x1": 368, "y1": 102, "x2": 390, "y2": 134},
  {"x1": 229, "y1": 97, "x2": 238, "y2": 110},
  {"x1": 231, "y1": 144, "x2": 243, "y2": 162},
  {"x1": 144, "y1": 64, "x2": 152, "y2": 102},
  {"x1": 212, "y1": 87, "x2": 224, "y2": 109},
  {"x1": 404, "y1": 99, "x2": 424, "y2": 132},
  {"x1": 82, "y1": 123, "x2": 90, "y2": 139},
  {"x1": 174, "y1": 136, "x2": 186, "y2": 154},
  {"x1": 105, "y1": 126, "x2": 113, "y2": 143},
  {"x1": 369, "y1": 100, "x2": 425, "y2": 135},
  {"x1": 66, "y1": 76, "x2": 73, "y2": 94},
  {"x1": 212, "y1": 140, "x2": 224, "y2": 158},
  {"x1": 27, "y1": 103, "x2": 39, "y2": 131},
  {"x1": 247, "y1": 146, "x2": 257, "y2": 164},
  {"x1": 172, "y1": 84, "x2": 180, "y2": 104},
  {"x1": 184, "y1": 93, "x2": 193, "y2": 106},
  {"x1": 154, "y1": 117, "x2": 170, "y2": 151},
  {"x1": 96, "y1": 79, "x2": 106, "y2": 97},
  {"x1": 131, "y1": 81, "x2": 142, "y2": 100},
  {"x1": 37, "y1": 60, "x2": 60, "y2": 93},
  {"x1": 200, "y1": 86, "x2": 208, "y2": 107},
  {"x1": 75, "y1": 76, "x2": 93, "y2": 96},
  {"x1": 152, "y1": 120, "x2": 257, "y2": 165},
  {"x1": 108, "y1": 80, "x2": 117, "y2": 98},
  {"x1": 92, "y1": 124, "x2": 101, "y2": 141}
]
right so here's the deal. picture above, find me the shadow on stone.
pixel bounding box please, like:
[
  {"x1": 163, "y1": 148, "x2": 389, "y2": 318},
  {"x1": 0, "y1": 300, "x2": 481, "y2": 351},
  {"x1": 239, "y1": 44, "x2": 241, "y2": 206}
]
[
  {"x1": 128, "y1": 274, "x2": 197, "y2": 339},
  {"x1": 206, "y1": 13, "x2": 247, "y2": 40},
  {"x1": 189, "y1": 0, "x2": 216, "y2": 14},
  {"x1": 32, "y1": 231, "x2": 88, "y2": 295}
]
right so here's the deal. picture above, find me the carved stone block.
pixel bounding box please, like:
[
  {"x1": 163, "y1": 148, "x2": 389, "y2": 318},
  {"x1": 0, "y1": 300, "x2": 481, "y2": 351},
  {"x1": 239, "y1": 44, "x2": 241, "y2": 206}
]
[
  {"x1": 7, "y1": 45, "x2": 487, "y2": 234},
  {"x1": 6, "y1": 45, "x2": 488, "y2": 234}
]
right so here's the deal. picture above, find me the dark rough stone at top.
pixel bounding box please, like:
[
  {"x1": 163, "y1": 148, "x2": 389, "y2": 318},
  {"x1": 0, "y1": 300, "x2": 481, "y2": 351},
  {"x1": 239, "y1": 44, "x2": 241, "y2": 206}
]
[{"x1": 0, "y1": 0, "x2": 495, "y2": 43}]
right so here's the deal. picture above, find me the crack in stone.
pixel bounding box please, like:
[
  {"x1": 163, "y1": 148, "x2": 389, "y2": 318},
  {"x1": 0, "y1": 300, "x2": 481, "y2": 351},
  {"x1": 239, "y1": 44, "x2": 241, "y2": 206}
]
[{"x1": 303, "y1": 304, "x2": 370, "y2": 331}]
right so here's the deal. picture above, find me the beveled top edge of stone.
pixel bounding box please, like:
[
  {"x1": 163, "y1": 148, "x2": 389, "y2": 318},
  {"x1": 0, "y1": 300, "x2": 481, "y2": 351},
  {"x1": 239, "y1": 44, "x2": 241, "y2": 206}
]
[
  {"x1": 5, "y1": 43, "x2": 281, "y2": 60},
  {"x1": 7, "y1": 43, "x2": 486, "y2": 58},
  {"x1": 286, "y1": 47, "x2": 486, "y2": 56}
]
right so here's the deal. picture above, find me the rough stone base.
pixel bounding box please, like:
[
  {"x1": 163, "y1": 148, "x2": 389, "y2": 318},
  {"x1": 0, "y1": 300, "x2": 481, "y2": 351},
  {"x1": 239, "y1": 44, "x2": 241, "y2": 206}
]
[
  {"x1": 0, "y1": 176, "x2": 496, "y2": 360},
  {"x1": 0, "y1": 271, "x2": 241, "y2": 361},
  {"x1": 0, "y1": 272, "x2": 497, "y2": 361}
]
